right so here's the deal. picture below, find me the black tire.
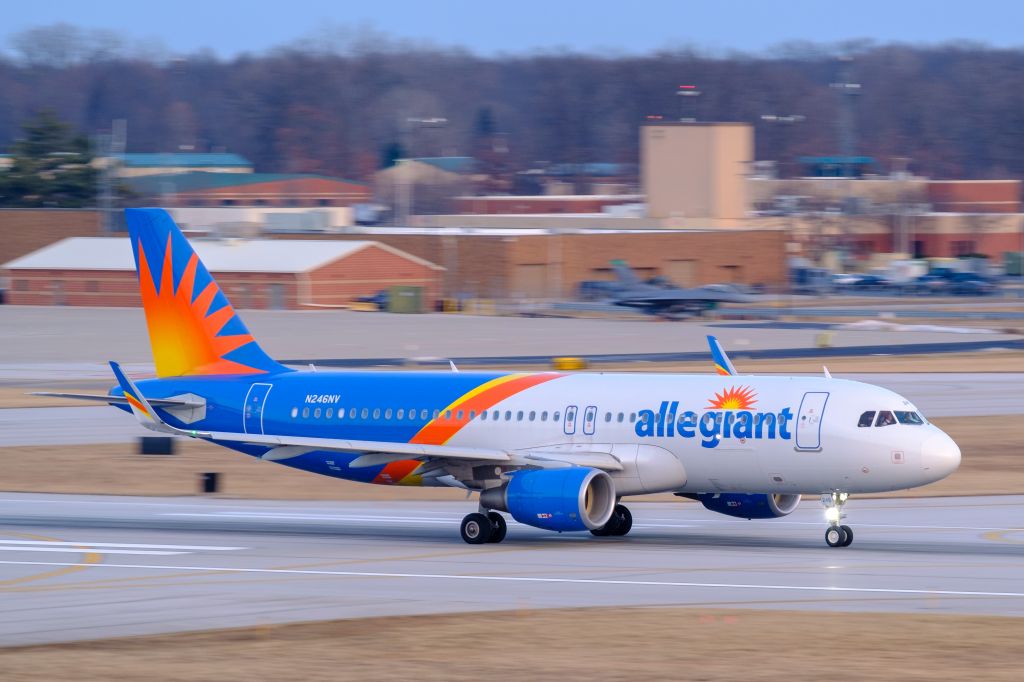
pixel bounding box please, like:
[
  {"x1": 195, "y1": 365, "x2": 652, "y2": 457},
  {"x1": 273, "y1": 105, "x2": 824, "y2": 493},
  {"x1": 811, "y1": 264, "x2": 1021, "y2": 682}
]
[
  {"x1": 840, "y1": 524, "x2": 854, "y2": 547},
  {"x1": 825, "y1": 526, "x2": 845, "y2": 547},
  {"x1": 612, "y1": 504, "x2": 633, "y2": 536},
  {"x1": 590, "y1": 513, "x2": 620, "y2": 537},
  {"x1": 487, "y1": 512, "x2": 507, "y2": 543},
  {"x1": 461, "y1": 512, "x2": 492, "y2": 545}
]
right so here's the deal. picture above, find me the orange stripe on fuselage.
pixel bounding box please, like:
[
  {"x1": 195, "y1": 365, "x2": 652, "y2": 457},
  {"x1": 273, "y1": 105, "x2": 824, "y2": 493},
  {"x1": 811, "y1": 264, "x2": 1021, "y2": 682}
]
[{"x1": 370, "y1": 372, "x2": 564, "y2": 485}]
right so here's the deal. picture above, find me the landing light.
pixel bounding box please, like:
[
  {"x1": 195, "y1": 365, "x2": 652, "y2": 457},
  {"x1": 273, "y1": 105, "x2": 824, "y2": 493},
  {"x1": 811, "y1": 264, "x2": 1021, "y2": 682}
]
[{"x1": 824, "y1": 507, "x2": 841, "y2": 523}]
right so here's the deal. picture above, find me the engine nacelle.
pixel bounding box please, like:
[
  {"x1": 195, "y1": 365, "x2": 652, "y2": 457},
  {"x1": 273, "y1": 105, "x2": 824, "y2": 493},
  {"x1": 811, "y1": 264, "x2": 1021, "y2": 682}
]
[
  {"x1": 480, "y1": 467, "x2": 616, "y2": 532},
  {"x1": 698, "y1": 493, "x2": 801, "y2": 520}
]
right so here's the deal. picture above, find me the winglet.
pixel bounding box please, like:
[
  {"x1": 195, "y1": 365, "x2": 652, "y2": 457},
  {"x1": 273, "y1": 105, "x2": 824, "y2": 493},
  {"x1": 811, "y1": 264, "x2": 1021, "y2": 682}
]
[{"x1": 707, "y1": 335, "x2": 738, "y2": 376}]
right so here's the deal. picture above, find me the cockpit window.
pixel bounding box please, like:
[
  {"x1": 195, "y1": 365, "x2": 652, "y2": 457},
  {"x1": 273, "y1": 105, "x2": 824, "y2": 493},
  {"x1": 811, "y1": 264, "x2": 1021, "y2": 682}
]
[
  {"x1": 895, "y1": 411, "x2": 924, "y2": 425},
  {"x1": 875, "y1": 411, "x2": 897, "y2": 427},
  {"x1": 857, "y1": 411, "x2": 876, "y2": 428}
]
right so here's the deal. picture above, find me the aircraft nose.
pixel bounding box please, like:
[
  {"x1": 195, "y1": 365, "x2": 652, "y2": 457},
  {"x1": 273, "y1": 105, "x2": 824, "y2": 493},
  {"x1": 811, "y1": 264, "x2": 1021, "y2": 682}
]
[{"x1": 922, "y1": 431, "x2": 961, "y2": 479}]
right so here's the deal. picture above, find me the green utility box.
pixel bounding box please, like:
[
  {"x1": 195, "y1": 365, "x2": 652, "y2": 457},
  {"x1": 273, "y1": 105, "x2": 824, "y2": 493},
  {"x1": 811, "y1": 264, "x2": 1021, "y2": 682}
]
[{"x1": 387, "y1": 286, "x2": 424, "y2": 313}]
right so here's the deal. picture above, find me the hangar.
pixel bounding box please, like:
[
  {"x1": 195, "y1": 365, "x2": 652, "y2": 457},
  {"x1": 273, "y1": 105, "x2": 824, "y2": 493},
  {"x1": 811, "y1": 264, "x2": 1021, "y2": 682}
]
[{"x1": 3, "y1": 237, "x2": 443, "y2": 310}]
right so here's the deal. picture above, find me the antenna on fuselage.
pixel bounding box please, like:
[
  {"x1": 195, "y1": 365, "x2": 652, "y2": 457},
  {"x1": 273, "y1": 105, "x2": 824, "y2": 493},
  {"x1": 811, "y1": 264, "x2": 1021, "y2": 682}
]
[
  {"x1": 823, "y1": 366, "x2": 832, "y2": 379},
  {"x1": 309, "y1": 363, "x2": 317, "y2": 373},
  {"x1": 449, "y1": 360, "x2": 459, "y2": 373}
]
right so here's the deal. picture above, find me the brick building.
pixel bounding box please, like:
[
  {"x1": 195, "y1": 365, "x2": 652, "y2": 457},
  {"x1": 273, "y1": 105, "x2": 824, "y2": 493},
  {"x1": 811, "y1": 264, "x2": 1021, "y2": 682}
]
[
  {"x1": 125, "y1": 172, "x2": 372, "y2": 208},
  {"x1": 3, "y1": 238, "x2": 442, "y2": 310},
  {"x1": 282, "y1": 227, "x2": 789, "y2": 298}
]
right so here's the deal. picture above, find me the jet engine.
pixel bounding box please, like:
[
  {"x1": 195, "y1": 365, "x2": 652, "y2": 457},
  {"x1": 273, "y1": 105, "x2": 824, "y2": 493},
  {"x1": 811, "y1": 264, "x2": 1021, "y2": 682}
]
[
  {"x1": 697, "y1": 493, "x2": 801, "y2": 520},
  {"x1": 480, "y1": 467, "x2": 616, "y2": 532}
]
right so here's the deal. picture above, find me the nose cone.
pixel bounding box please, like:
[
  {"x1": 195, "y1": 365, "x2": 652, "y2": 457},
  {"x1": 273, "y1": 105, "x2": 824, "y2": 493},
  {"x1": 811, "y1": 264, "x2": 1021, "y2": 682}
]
[{"x1": 922, "y1": 431, "x2": 961, "y2": 480}]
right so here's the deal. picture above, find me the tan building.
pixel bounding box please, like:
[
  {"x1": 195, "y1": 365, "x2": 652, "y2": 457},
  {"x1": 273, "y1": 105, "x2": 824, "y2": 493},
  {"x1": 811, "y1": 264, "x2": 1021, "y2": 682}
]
[{"x1": 642, "y1": 122, "x2": 753, "y2": 225}]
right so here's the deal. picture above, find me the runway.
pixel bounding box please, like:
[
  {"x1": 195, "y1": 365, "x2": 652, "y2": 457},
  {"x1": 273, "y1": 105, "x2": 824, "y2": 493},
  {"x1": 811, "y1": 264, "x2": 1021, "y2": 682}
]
[
  {"x1": 1, "y1": 493, "x2": 1022, "y2": 646},
  {"x1": 2, "y1": 372, "x2": 1021, "y2": 447}
]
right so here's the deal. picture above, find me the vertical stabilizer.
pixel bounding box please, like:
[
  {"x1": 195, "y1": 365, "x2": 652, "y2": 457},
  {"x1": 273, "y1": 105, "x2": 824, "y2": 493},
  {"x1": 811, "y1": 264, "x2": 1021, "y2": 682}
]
[{"x1": 125, "y1": 208, "x2": 287, "y2": 377}]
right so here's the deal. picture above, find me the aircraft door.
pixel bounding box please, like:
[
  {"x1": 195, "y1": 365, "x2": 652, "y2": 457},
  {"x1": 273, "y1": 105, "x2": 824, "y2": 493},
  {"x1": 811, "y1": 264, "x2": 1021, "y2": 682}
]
[
  {"x1": 243, "y1": 383, "x2": 273, "y2": 435},
  {"x1": 795, "y1": 391, "x2": 829, "y2": 450},
  {"x1": 583, "y1": 405, "x2": 597, "y2": 435},
  {"x1": 564, "y1": 405, "x2": 578, "y2": 435}
]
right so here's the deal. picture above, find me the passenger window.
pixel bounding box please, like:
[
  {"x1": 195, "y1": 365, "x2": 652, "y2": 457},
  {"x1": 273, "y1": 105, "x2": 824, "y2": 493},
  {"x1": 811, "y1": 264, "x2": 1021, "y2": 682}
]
[
  {"x1": 326, "y1": 408, "x2": 333, "y2": 419},
  {"x1": 604, "y1": 412, "x2": 612, "y2": 422},
  {"x1": 529, "y1": 411, "x2": 536, "y2": 421},
  {"x1": 397, "y1": 409, "x2": 404, "y2": 420},
  {"x1": 541, "y1": 411, "x2": 548, "y2": 421},
  {"x1": 553, "y1": 411, "x2": 560, "y2": 422},
  {"x1": 895, "y1": 411, "x2": 924, "y2": 425},
  {"x1": 372, "y1": 408, "x2": 381, "y2": 420},
  {"x1": 385, "y1": 408, "x2": 393, "y2": 420},
  {"x1": 291, "y1": 407, "x2": 298, "y2": 418},
  {"x1": 360, "y1": 408, "x2": 368, "y2": 419},
  {"x1": 433, "y1": 409, "x2": 440, "y2": 419},
  {"x1": 469, "y1": 410, "x2": 476, "y2": 420},
  {"x1": 617, "y1": 412, "x2": 624, "y2": 423},
  {"x1": 302, "y1": 407, "x2": 310, "y2": 418},
  {"x1": 481, "y1": 411, "x2": 487, "y2": 421},
  {"x1": 350, "y1": 408, "x2": 357, "y2": 419},
  {"x1": 630, "y1": 413, "x2": 636, "y2": 423},
  {"x1": 505, "y1": 410, "x2": 512, "y2": 421},
  {"x1": 641, "y1": 413, "x2": 650, "y2": 424},
  {"x1": 517, "y1": 411, "x2": 524, "y2": 421},
  {"x1": 858, "y1": 411, "x2": 875, "y2": 428},
  {"x1": 875, "y1": 411, "x2": 897, "y2": 427}
]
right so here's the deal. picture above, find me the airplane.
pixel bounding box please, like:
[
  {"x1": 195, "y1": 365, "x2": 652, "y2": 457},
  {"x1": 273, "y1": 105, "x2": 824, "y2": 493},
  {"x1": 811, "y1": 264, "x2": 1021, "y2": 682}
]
[
  {"x1": 606, "y1": 260, "x2": 753, "y2": 319},
  {"x1": 40, "y1": 209, "x2": 961, "y2": 548}
]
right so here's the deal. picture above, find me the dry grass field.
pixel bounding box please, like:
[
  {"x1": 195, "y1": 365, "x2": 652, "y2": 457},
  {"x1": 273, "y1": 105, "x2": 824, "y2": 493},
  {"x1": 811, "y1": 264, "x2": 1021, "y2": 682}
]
[{"x1": 1, "y1": 607, "x2": 1021, "y2": 681}]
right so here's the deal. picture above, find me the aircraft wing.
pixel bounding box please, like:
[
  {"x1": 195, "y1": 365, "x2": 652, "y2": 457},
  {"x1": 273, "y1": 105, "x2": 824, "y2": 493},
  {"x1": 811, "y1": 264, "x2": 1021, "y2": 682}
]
[{"x1": 106, "y1": 361, "x2": 624, "y2": 472}]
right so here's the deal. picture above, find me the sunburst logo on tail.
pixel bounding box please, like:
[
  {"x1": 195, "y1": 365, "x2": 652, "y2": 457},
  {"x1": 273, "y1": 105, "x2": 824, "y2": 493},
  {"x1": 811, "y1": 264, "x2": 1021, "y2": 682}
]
[{"x1": 707, "y1": 385, "x2": 758, "y2": 410}]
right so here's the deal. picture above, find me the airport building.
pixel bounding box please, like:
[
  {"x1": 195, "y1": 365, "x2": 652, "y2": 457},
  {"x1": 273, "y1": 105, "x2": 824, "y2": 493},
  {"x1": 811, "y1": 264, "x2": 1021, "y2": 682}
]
[{"x1": 2, "y1": 237, "x2": 443, "y2": 310}]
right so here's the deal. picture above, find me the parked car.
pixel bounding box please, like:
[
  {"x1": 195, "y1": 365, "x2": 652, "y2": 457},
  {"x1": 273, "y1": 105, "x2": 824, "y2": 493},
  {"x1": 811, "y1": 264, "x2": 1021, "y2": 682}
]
[{"x1": 849, "y1": 273, "x2": 892, "y2": 291}]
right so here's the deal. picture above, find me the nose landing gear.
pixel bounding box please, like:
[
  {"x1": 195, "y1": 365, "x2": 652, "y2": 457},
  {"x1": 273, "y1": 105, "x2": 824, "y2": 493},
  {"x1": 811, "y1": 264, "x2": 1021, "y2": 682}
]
[{"x1": 822, "y1": 492, "x2": 853, "y2": 547}]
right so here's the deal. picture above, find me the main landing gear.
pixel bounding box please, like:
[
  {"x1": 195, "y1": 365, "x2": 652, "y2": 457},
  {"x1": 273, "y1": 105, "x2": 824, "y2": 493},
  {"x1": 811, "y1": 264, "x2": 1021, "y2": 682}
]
[
  {"x1": 460, "y1": 511, "x2": 507, "y2": 545},
  {"x1": 590, "y1": 504, "x2": 633, "y2": 537},
  {"x1": 822, "y1": 492, "x2": 853, "y2": 548}
]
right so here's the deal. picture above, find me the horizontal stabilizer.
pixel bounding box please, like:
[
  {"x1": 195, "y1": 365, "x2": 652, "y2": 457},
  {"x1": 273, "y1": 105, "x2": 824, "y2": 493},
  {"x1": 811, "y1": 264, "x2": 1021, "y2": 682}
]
[{"x1": 31, "y1": 392, "x2": 204, "y2": 408}]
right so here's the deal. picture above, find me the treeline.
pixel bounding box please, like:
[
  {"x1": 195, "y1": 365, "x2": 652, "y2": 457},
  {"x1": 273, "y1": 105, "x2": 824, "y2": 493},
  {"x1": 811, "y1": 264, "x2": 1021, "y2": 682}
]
[{"x1": 2, "y1": 25, "x2": 1024, "y2": 181}]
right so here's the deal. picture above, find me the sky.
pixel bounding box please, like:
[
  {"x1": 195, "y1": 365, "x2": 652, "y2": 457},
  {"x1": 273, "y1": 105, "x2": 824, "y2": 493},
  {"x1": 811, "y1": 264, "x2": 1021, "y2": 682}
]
[{"x1": 5, "y1": 0, "x2": 1024, "y2": 58}]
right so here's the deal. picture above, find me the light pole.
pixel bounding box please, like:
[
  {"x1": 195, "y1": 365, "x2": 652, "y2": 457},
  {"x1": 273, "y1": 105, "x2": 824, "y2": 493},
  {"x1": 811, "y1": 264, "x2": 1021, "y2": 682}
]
[
  {"x1": 760, "y1": 114, "x2": 805, "y2": 177},
  {"x1": 398, "y1": 116, "x2": 448, "y2": 225},
  {"x1": 676, "y1": 85, "x2": 701, "y2": 122}
]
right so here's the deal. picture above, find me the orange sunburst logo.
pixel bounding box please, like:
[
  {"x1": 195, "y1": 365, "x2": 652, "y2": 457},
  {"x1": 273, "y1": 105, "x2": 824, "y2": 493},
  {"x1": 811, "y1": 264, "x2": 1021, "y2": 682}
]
[
  {"x1": 707, "y1": 385, "x2": 758, "y2": 410},
  {"x1": 138, "y1": 234, "x2": 260, "y2": 377}
]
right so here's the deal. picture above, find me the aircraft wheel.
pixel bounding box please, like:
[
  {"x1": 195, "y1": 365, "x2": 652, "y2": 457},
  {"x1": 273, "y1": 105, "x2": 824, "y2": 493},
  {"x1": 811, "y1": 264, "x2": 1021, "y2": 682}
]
[
  {"x1": 840, "y1": 524, "x2": 854, "y2": 547},
  {"x1": 461, "y1": 512, "x2": 492, "y2": 545},
  {"x1": 611, "y1": 504, "x2": 633, "y2": 536},
  {"x1": 487, "y1": 512, "x2": 507, "y2": 543},
  {"x1": 825, "y1": 526, "x2": 847, "y2": 548}
]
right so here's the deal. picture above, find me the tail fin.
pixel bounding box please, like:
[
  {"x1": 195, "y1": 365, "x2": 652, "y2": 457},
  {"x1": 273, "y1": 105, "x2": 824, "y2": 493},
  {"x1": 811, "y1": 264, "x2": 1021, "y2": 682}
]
[
  {"x1": 126, "y1": 208, "x2": 287, "y2": 377},
  {"x1": 610, "y1": 259, "x2": 641, "y2": 287}
]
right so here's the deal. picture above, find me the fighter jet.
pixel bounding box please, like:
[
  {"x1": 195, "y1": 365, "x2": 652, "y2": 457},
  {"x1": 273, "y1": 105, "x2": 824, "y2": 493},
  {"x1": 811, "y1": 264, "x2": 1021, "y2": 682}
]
[{"x1": 606, "y1": 260, "x2": 753, "y2": 318}]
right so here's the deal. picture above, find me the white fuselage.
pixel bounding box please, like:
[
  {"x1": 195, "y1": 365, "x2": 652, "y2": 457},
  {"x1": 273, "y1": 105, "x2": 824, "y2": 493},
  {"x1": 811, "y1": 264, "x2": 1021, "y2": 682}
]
[{"x1": 439, "y1": 373, "x2": 960, "y2": 495}]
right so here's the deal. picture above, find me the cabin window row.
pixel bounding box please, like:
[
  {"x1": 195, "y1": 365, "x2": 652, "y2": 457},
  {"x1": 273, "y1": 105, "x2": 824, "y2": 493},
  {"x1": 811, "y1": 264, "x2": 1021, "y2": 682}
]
[{"x1": 287, "y1": 406, "x2": 647, "y2": 425}]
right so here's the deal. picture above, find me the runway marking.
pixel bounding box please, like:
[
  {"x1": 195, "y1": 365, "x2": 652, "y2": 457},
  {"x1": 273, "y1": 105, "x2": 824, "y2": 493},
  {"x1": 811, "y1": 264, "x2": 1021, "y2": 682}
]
[
  {"x1": 0, "y1": 546, "x2": 186, "y2": 556},
  {"x1": 163, "y1": 512, "x2": 457, "y2": 523},
  {"x1": 0, "y1": 540, "x2": 244, "y2": 551},
  {"x1": 2, "y1": 560, "x2": 1024, "y2": 599},
  {"x1": 0, "y1": 532, "x2": 102, "y2": 587}
]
